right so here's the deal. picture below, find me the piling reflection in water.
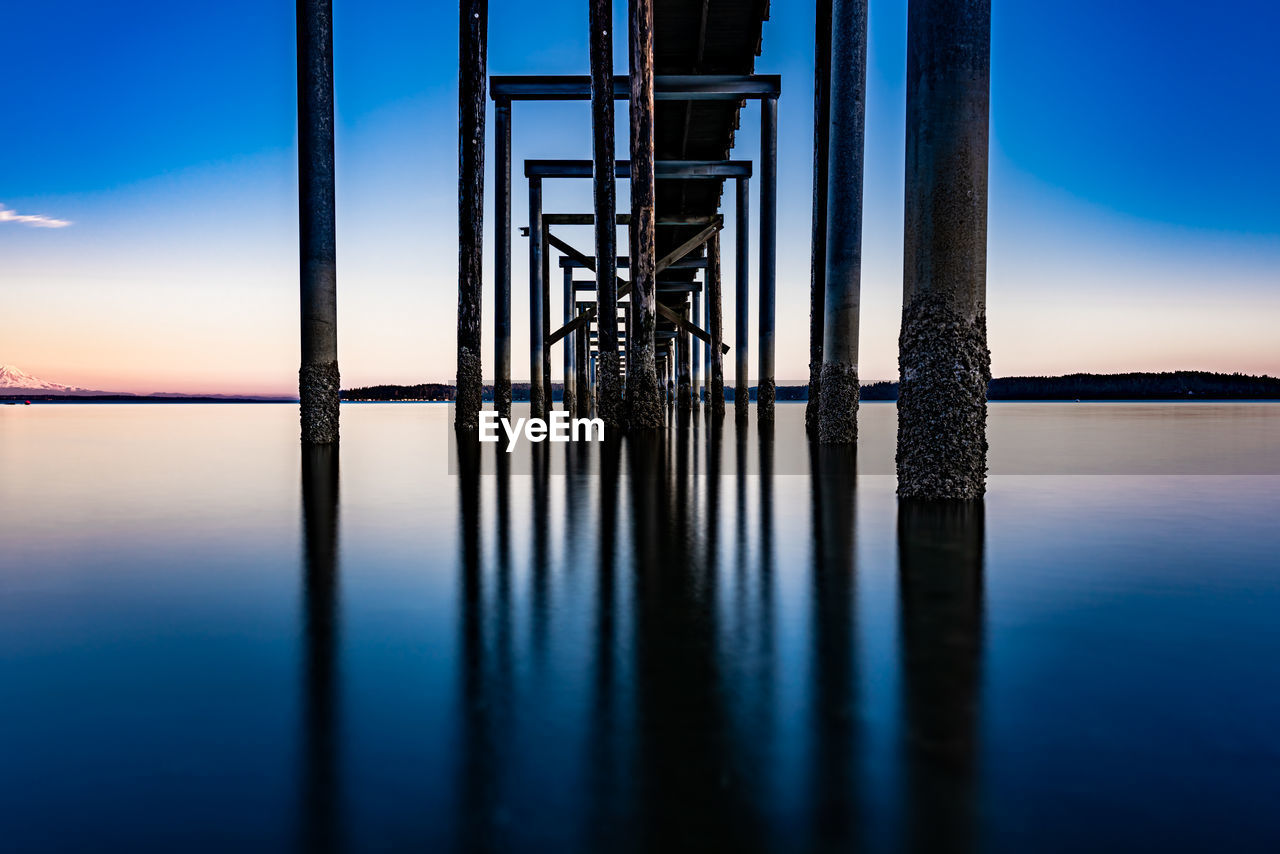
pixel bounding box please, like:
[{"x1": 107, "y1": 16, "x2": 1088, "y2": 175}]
[
  {"x1": 898, "y1": 499, "x2": 985, "y2": 854},
  {"x1": 300, "y1": 444, "x2": 341, "y2": 853},
  {"x1": 3, "y1": 405, "x2": 1274, "y2": 850},
  {"x1": 437, "y1": 419, "x2": 988, "y2": 851},
  {"x1": 809, "y1": 443, "x2": 859, "y2": 850}
]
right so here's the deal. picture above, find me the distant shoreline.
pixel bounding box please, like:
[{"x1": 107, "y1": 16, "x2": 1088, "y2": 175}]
[
  {"x1": 342, "y1": 371, "x2": 1280, "y2": 403},
  {"x1": 6, "y1": 371, "x2": 1279, "y2": 404},
  {"x1": 0, "y1": 395, "x2": 294, "y2": 404}
]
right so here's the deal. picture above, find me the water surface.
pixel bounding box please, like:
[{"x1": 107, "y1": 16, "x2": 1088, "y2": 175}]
[{"x1": 1, "y1": 403, "x2": 1277, "y2": 852}]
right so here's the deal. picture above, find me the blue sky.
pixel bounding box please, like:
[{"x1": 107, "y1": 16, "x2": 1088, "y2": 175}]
[{"x1": 1, "y1": 0, "x2": 1277, "y2": 393}]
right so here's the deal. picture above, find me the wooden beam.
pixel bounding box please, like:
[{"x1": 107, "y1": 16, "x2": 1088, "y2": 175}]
[
  {"x1": 545, "y1": 220, "x2": 719, "y2": 348},
  {"x1": 489, "y1": 74, "x2": 782, "y2": 101},
  {"x1": 655, "y1": 221, "x2": 720, "y2": 274},
  {"x1": 542, "y1": 213, "x2": 718, "y2": 226},
  {"x1": 524, "y1": 159, "x2": 751, "y2": 179},
  {"x1": 558, "y1": 255, "x2": 707, "y2": 270}
]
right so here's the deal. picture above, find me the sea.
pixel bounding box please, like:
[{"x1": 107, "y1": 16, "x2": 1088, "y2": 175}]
[{"x1": 1, "y1": 401, "x2": 1278, "y2": 852}]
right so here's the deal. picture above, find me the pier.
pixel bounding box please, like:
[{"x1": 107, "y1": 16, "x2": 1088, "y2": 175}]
[{"x1": 294, "y1": 0, "x2": 994, "y2": 498}]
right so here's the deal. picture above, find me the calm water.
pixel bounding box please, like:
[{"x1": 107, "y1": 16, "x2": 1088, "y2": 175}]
[{"x1": 1, "y1": 403, "x2": 1278, "y2": 852}]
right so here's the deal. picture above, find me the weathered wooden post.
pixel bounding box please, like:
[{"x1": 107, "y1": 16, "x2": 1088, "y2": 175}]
[
  {"x1": 563, "y1": 268, "x2": 576, "y2": 413},
  {"x1": 708, "y1": 231, "x2": 725, "y2": 418},
  {"x1": 494, "y1": 97, "x2": 512, "y2": 418},
  {"x1": 678, "y1": 302, "x2": 692, "y2": 414},
  {"x1": 691, "y1": 291, "x2": 701, "y2": 406},
  {"x1": 542, "y1": 224, "x2": 552, "y2": 406},
  {"x1": 590, "y1": 353, "x2": 598, "y2": 404},
  {"x1": 807, "y1": 0, "x2": 833, "y2": 435},
  {"x1": 454, "y1": 0, "x2": 487, "y2": 433},
  {"x1": 734, "y1": 176, "x2": 750, "y2": 422},
  {"x1": 626, "y1": 0, "x2": 665, "y2": 429},
  {"x1": 590, "y1": 0, "x2": 622, "y2": 429},
  {"x1": 669, "y1": 340, "x2": 675, "y2": 402},
  {"x1": 575, "y1": 305, "x2": 591, "y2": 417},
  {"x1": 298, "y1": 0, "x2": 341, "y2": 443},
  {"x1": 528, "y1": 177, "x2": 547, "y2": 419},
  {"x1": 898, "y1": 0, "x2": 992, "y2": 498},
  {"x1": 622, "y1": 299, "x2": 632, "y2": 400},
  {"x1": 702, "y1": 285, "x2": 711, "y2": 402},
  {"x1": 757, "y1": 96, "x2": 778, "y2": 422},
  {"x1": 819, "y1": 0, "x2": 867, "y2": 445}
]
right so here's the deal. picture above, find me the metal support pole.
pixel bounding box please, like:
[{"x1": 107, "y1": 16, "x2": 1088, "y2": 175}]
[
  {"x1": 528, "y1": 177, "x2": 546, "y2": 419},
  {"x1": 708, "y1": 231, "x2": 725, "y2": 418},
  {"x1": 734, "y1": 176, "x2": 750, "y2": 422},
  {"x1": 819, "y1": 0, "x2": 866, "y2": 445},
  {"x1": 898, "y1": 0, "x2": 992, "y2": 499},
  {"x1": 298, "y1": 0, "x2": 341, "y2": 443},
  {"x1": 807, "y1": 0, "x2": 833, "y2": 435},
  {"x1": 590, "y1": 0, "x2": 622, "y2": 428},
  {"x1": 758, "y1": 95, "x2": 778, "y2": 421},
  {"x1": 626, "y1": 0, "x2": 664, "y2": 428},
  {"x1": 563, "y1": 268, "x2": 576, "y2": 413},
  {"x1": 494, "y1": 97, "x2": 512, "y2": 417}
]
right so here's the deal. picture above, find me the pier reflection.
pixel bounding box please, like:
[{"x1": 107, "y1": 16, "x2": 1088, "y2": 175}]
[
  {"x1": 809, "y1": 443, "x2": 859, "y2": 850},
  {"x1": 439, "y1": 421, "x2": 986, "y2": 851},
  {"x1": 898, "y1": 500, "x2": 986, "y2": 854},
  {"x1": 299, "y1": 444, "x2": 341, "y2": 853}
]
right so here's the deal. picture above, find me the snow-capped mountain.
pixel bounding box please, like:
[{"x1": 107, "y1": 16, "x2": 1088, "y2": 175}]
[{"x1": 0, "y1": 364, "x2": 112, "y2": 395}]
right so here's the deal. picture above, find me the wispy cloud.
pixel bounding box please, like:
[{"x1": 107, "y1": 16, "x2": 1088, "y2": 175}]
[{"x1": 0, "y1": 204, "x2": 72, "y2": 228}]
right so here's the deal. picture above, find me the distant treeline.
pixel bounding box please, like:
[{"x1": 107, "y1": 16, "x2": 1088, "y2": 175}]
[
  {"x1": 341, "y1": 372, "x2": 1280, "y2": 402},
  {"x1": 342, "y1": 383, "x2": 458, "y2": 401},
  {"x1": 854, "y1": 372, "x2": 1280, "y2": 401},
  {"x1": 0, "y1": 394, "x2": 292, "y2": 403}
]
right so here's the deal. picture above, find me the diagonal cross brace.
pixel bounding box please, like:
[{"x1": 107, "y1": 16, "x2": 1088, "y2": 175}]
[{"x1": 546, "y1": 221, "x2": 726, "y2": 351}]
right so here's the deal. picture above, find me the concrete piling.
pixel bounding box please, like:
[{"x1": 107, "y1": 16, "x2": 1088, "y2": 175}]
[
  {"x1": 897, "y1": 0, "x2": 992, "y2": 499},
  {"x1": 298, "y1": 0, "x2": 341, "y2": 443},
  {"x1": 806, "y1": 0, "x2": 833, "y2": 436},
  {"x1": 818, "y1": 0, "x2": 867, "y2": 445},
  {"x1": 757, "y1": 96, "x2": 778, "y2": 422},
  {"x1": 734, "y1": 176, "x2": 750, "y2": 423}
]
